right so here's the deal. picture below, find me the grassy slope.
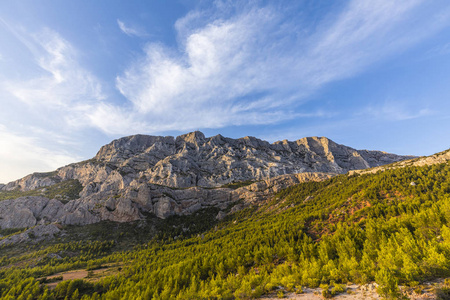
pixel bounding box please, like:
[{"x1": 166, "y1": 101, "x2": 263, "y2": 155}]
[{"x1": 1, "y1": 162, "x2": 450, "y2": 299}]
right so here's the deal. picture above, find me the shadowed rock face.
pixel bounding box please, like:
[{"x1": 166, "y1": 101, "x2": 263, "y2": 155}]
[{"x1": 0, "y1": 131, "x2": 414, "y2": 232}]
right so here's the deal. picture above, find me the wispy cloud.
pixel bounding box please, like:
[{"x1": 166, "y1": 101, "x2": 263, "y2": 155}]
[
  {"x1": 359, "y1": 101, "x2": 434, "y2": 121},
  {"x1": 117, "y1": 19, "x2": 147, "y2": 38},
  {"x1": 425, "y1": 42, "x2": 450, "y2": 58},
  {"x1": 94, "y1": 0, "x2": 449, "y2": 135},
  {"x1": 3, "y1": 1, "x2": 447, "y2": 137},
  {"x1": 299, "y1": 1, "x2": 421, "y2": 86},
  {"x1": 1, "y1": 27, "x2": 105, "y2": 126},
  {"x1": 0, "y1": 24, "x2": 106, "y2": 182}
]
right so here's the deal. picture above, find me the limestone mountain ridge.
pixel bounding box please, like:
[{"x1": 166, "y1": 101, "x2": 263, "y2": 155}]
[
  {"x1": 0, "y1": 131, "x2": 414, "y2": 243},
  {"x1": 91, "y1": 131, "x2": 411, "y2": 188}
]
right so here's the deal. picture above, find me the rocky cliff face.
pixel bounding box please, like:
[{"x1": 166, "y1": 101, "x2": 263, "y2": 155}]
[
  {"x1": 349, "y1": 149, "x2": 450, "y2": 176},
  {"x1": 89, "y1": 132, "x2": 411, "y2": 188},
  {"x1": 0, "y1": 131, "x2": 414, "y2": 234}
]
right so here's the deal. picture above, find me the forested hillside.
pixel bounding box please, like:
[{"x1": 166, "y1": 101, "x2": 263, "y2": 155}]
[{"x1": 1, "y1": 160, "x2": 450, "y2": 299}]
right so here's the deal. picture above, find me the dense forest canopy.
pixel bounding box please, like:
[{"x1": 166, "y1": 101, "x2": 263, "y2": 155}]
[{"x1": 1, "y1": 161, "x2": 450, "y2": 299}]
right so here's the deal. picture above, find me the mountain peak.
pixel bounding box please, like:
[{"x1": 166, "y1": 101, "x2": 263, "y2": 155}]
[
  {"x1": 4, "y1": 131, "x2": 415, "y2": 192},
  {"x1": 65, "y1": 132, "x2": 413, "y2": 190},
  {"x1": 176, "y1": 131, "x2": 206, "y2": 145}
]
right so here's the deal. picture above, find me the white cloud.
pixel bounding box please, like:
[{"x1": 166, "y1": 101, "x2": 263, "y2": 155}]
[
  {"x1": 299, "y1": 1, "x2": 419, "y2": 86},
  {"x1": 0, "y1": 26, "x2": 106, "y2": 139},
  {"x1": 3, "y1": 1, "x2": 447, "y2": 138},
  {"x1": 100, "y1": 0, "x2": 449, "y2": 135},
  {"x1": 112, "y1": 7, "x2": 323, "y2": 133},
  {"x1": 117, "y1": 19, "x2": 147, "y2": 37}
]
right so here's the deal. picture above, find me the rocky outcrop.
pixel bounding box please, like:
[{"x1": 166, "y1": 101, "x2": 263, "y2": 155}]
[
  {"x1": 2, "y1": 132, "x2": 412, "y2": 194},
  {"x1": 0, "y1": 174, "x2": 331, "y2": 229},
  {"x1": 0, "y1": 131, "x2": 414, "y2": 232},
  {"x1": 2, "y1": 172, "x2": 60, "y2": 192},
  {"x1": 88, "y1": 133, "x2": 410, "y2": 189},
  {"x1": 349, "y1": 149, "x2": 450, "y2": 176},
  {"x1": 0, "y1": 197, "x2": 63, "y2": 228},
  {"x1": 410, "y1": 149, "x2": 450, "y2": 166},
  {"x1": 0, "y1": 224, "x2": 61, "y2": 246},
  {"x1": 231, "y1": 172, "x2": 334, "y2": 204}
]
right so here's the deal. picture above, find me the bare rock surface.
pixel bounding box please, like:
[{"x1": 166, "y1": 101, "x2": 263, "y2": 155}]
[
  {"x1": 2, "y1": 172, "x2": 60, "y2": 192},
  {"x1": 2, "y1": 132, "x2": 412, "y2": 193},
  {"x1": 88, "y1": 132, "x2": 412, "y2": 189},
  {"x1": 0, "y1": 131, "x2": 414, "y2": 232},
  {"x1": 349, "y1": 149, "x2": 450, "y2": 176},
  {"x1": 0, "y1": 224, "x2": 61, "y2": 246},
  {"x1": 0, "y1": 197, "x2": 50, "y2": 228},
  {"x1": 232, "y1": 172, "x2": 334, "y2": 204}
]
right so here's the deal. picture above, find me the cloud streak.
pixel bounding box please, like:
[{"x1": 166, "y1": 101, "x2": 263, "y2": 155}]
[
  {"x1": 0, "y1": 26, "x2": 107, "y2": 134},
  {"x1": 2, "y1": 28, "x2": 104, "y2": 110},
  {"x1": 3, "y1": 1, "x2": 447, "y2": 137},
  {"x1": 117, "y1": 19, "x2": 147, "y2": 38},
  {"x1": 97, "y1": 0, "x2": 449, "y2": 134},
  {"x1": 359, "y1": 101, "x2": 434, "y2": 121}
]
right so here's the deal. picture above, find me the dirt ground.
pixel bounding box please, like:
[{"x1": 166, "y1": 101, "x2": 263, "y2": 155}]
[
  {"x1": 44, "y1": 267, "x2": 112, "y2": 289},
  {"x1": 260, "y1": 282, "x2": 440, "y2": 300}
]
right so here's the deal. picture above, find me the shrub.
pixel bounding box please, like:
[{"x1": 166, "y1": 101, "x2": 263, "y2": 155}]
[{"x1": 376, "y1": 269, "x2": 401, "y2": 299}]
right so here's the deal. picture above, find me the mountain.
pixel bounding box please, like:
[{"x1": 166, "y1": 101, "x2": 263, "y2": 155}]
[
  {"x1": 90, "y1": 131, "x2": 410, "y2": 188},
  {"x1": 3, "y1": 131, "x2": 412, "y2": 190},
  {"x1": 1, "y1": 141, "x2": 450, "y2": 299},
  {"x1": 350, "y1": 148, "x2": 450, "y2": 175},
  {"x1": 0, "y1": 131, "x2": 413, "y2": 235}
]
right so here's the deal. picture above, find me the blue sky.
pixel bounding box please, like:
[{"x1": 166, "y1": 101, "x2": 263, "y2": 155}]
[{"x1": 1, "y1": 0, "x2": 450, "y2": 183}]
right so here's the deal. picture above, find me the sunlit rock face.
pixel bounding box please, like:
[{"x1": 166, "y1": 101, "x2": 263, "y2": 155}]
[
  {"x1": 0, "y1": 131, "x2": 414, "y2": 230},
  {"x1": 88, "y1": 131, "x2": 412, "y2": 189}
]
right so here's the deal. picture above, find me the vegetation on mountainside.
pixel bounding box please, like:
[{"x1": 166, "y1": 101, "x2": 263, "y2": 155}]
[
  {"x1": 0, "y1": 179, "x2": 83, "y2": 202},
  {"x1": 1, "y1": 162, "x2": 450, "y2": 299},
  {"x1": 221, "y1": 180, "x2": 255, "y2": 189}
]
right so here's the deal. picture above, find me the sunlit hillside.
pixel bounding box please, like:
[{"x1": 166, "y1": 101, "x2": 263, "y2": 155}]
[{"x1": 1, "y1": 157, "x2": 450, "y2": 299}]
